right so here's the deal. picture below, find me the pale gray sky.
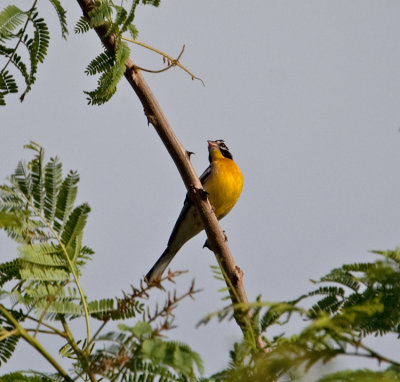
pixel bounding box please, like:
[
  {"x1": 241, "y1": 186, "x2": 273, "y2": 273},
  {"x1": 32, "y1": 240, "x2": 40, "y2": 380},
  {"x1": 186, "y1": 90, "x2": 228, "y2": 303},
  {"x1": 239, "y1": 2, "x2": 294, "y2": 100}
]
[{"x1": 1, "y1": 0, "x2": 400, "y2": 377}]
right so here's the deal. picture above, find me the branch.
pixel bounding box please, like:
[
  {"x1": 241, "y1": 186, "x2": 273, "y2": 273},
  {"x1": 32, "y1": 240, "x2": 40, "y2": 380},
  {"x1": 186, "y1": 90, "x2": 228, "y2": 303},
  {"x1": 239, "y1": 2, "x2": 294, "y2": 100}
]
[
  {"x1": 0, "y1": 304, "x2": 72, "y2": 382},
  {"x1": 76, "y1": 0, "x2": 263, "y2": 347}
]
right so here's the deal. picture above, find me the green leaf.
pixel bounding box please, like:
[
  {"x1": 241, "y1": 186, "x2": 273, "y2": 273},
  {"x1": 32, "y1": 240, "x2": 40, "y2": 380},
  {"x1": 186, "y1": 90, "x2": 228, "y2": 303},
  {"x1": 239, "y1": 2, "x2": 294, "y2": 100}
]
[
  {"x1": 88, "y1": 2, "x2": 112, "y2": 27},
  {"x1": 31, "y1": 13, "x2": 50, "y2": 64},
  {"x1": 27, "y1": 143, "x2": 45, "y2": 211},
  {"x1": 43, "y1": 157, "x2": 63, "y2": 223},
  {"x1": 74, "y1": 16, "x2": 90, "y2": 34},
  {"x1": 0, "y1": 211, "x2": 22, "y2": 230},
  {"x1": 0, "y1": 5, "x2": 26, "y2": 41},
  {"x1": 126, "y1": 24, "x2": 138, "y2": 40},
  {"x1": 0, "y1": 328, "x2": 19, "y2": 366},
  {"x1": 141, "y1": 0, "x2": 161, "y2": 6},
  {"x1": 121, "y1": 0, "x2": 139, "y2": 35},
  {"x1": 0, "y1": 260, "x2": 20, "y2": 287},
  {"x1": 88, "y1": 298, "x2": 114, "y2": 315},
  {"x1": 19, "y1": 264, "x2": 69, "y2": 282},
  {"x1": 18, "y1": 243, "x2": 65, "y2": 267},
  {"x1": 85, "y1": 50, "x2": 114, "y2": 76},
  {"x1": 48, "y1": 0, "x2": 68, "y2": 39},
  {"x1": 85, "y1": 41, "x2": 130, "y2": 105},
  {"x1": 60, "y1": 203, "x2": 91, "y2": 261},
  {"x1": 0, "y1": 45, "x2": 30, "y2": 91},
  {"x1": 12, "y1": 161, "x2": 32, "y2": 199},
  {"x1": 0, "y1": 71, "x2": 18, "y2": 94},
  {"x1": 54, "y1": 171, "x2": 79, "y2": 234},
  {"x1": 120, "y1": 321, "x2": 153, "y2": 339}
]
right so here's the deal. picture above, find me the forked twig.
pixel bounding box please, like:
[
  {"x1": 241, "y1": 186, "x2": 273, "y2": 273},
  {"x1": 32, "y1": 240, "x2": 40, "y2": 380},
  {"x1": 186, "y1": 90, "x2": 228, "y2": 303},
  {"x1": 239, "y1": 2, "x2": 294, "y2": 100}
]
[{"x1": 121, "y1": 37, "x2": 205, "y2": 85}]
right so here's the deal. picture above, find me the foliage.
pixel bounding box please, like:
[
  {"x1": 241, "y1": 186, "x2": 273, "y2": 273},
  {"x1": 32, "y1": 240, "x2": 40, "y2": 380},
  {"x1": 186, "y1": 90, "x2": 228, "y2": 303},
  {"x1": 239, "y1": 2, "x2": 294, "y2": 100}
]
[
  {"x1": 199, "y1": 250, "x2": 400, "y2": 381},
  {"x1": 87, "y1": 321, "x2": 203, "y2": 380},
  {"x1": 0, "y1": 143, "x2": 201, "y2": 381},
  {"x1": 82, "y1": 0, "x2": 158, "y2": 105},
  {"x1": 0, "y1": 2, "x2": 53, "y2": 105},
  {"x1": 0, "y1": 0, "x2": 161, "y2": 106}
]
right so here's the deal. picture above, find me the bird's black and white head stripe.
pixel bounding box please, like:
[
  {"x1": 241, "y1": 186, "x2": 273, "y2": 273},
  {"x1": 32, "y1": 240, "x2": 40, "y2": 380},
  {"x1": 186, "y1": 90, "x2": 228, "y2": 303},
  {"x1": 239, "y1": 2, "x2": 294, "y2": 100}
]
[{"x1": 208, "y1": 139, "x2": 233, "y2": 162}]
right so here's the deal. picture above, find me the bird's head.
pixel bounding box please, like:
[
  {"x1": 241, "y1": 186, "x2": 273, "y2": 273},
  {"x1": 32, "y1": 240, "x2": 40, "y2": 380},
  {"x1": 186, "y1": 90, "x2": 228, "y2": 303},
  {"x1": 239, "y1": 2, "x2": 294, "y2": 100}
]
[{"x1": 208, "y1": 140, "x2": 233, "y2": 162}]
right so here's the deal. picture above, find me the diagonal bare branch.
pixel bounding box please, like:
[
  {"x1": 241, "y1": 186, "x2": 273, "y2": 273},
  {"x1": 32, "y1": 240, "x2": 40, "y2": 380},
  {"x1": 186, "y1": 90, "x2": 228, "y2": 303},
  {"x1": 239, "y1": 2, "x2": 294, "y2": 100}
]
[{"x1": 76, "y1": 0, "x2": 264, "y2": 348}]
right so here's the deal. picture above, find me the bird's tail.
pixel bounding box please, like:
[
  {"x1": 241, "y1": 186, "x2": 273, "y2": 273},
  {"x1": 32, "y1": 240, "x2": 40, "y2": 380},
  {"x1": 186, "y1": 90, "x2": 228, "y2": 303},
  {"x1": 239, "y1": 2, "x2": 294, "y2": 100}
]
[{"x1": 145, "y1": 248, "x2": 176, "y2": 283}]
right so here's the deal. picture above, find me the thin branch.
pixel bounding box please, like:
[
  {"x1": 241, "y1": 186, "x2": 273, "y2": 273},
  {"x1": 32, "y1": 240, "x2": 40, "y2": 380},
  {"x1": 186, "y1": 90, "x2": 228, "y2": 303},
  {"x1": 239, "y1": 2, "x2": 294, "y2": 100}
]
[
  {"x1": 76, "y1": 0, "x2": 258, "y2": 345},
  {"x1": 0, "y1": 304, "x2": 72, "y2": 382},
  {"x1": 26, "y1": 328, "x2": 64, "y2": 336},
  {"x1": 352, "y1": 340, "x2": 400, "y2": 368},
  {"x1": 0, "y1": 327, "x2": 18, "y2": 341},
  {"x1": 61, "y1": 318, "x2": 99, "y2": 382},
  {"x1": 26, "y1": 314, "x2": 66, "y2": 337},
  {"x1": 121, "y1": 37, "x2": 204, "y2": 85}
]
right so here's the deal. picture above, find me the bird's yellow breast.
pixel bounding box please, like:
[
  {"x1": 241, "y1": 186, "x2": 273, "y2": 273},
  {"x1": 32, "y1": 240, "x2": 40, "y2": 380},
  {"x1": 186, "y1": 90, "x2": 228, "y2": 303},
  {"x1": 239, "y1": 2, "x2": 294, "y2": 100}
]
[{"x1": 204, "y1": 157, "x2": 243, "y2": 220}]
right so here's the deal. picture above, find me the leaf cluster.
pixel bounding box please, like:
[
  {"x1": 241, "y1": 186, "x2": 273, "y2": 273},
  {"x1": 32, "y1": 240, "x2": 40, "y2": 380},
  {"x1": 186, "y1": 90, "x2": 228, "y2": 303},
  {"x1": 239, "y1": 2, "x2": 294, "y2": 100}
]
[
  {"x1": 87, "y1": 321, "x2": 203, "y2": 380},
  {"x1": 82, "y1": 0, "x2": 160, "y2": 105},
  {"x1": 0, "y1": 1, "x2": 66, "y2": 105},
  {"x1": 202, "y1": 251, "x2": 400, "y2": 381},
  {"x1": 0, "y1": 141, "x2": 93, "y2": 318}
]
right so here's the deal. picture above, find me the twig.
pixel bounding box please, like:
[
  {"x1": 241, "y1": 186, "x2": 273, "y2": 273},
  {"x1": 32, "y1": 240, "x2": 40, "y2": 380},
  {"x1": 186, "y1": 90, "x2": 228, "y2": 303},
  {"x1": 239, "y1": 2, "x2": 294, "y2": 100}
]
[
  {"x1": 121, "y1": 37, "x2": 204, "y2": 85},
  {"x1": 0, "y1": 328, "x2": 18, "y2": 341}
]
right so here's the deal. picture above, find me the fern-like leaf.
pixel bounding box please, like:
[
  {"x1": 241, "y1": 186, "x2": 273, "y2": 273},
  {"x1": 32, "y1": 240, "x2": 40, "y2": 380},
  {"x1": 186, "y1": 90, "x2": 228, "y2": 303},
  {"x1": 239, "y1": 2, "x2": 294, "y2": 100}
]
[
  {"x1": 0, "y1": 320, "x2": 19, "y2": 366},
  {"x1": 0, "y1": 5, "x2": 26, "y2": 41},
  {"x1": 18, "y1": 243, "x2": 65, "y2": 267},
  {"x1": 54, "y1": 171, "x2": 79, "y2": 234},
  {"x1": 0, "y1": 43, "x2": 30, "y2": 93},
  {"x1": 48, "y1": 0, "x2": 68, "y2": 39},
  {"x1": 12, "y1": 161, "x2": 32, "y2": 199},
  {"x1": 85, "y1": 41, "x2": 130, "y2": 105},
  {"x1": 0, "y1": 259, "x2": 20, "y2": 287},
  {"x1": 43, "y1": 157, "x2": 63, "y2": 224},
  {"x1": 85, "y1": 50, "x2": 114, "y2": 76},
  {"x1": 60, "y1": 203, "x2": 90, "y2": 261},
  {"x1": 121, "y1": 0, "x2": 139, "y2": 35},
  {"x1": 88, "y1": 298, "x2": 115, "y2": 315},
  {"x1": 141, "y1": 0, "x2": 161, "y2": 6},
  {"x1": 19, "y1": 264, "x2": 69, "y2": 282},
  {"x1": 20, "y1": 12, "x2": 50, "y2": 102},
  {"x1": 30, "y1": 13, "x2": 50, "y2": 64},
  {"x1": 0, "y1": 71, "x2": 18, "y2": 95},
  {"x1": 74, "y1": 16, "x2": 90, "y2": 34},
  {"x1": 27, "y1": 142, "x2": 45, "y2": 211}
]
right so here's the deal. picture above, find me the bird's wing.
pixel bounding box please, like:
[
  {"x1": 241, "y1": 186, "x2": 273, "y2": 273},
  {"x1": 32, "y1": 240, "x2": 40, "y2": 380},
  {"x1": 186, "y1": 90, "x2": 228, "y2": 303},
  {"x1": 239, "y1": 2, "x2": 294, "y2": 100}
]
[
  {"x1": 199, "y1": 165, "x2": 211, "y2": 185},
  {"x1": 166, "y1": 165, "x2": 212, "y2": 248}
]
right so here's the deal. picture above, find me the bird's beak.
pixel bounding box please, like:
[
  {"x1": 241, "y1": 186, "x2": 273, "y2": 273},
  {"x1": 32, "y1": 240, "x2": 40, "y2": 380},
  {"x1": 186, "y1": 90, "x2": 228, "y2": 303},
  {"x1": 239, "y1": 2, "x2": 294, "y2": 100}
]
[{"x1": 208, "y1": 140, "x2": 218, "y2": 148}]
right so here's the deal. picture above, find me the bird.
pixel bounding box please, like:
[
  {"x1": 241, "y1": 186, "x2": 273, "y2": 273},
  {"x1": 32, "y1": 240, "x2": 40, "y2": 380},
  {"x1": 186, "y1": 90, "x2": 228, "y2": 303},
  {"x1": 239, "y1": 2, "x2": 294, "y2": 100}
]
[{"x1": 145, "y1": 139, "x2": 243, "y2": 283}]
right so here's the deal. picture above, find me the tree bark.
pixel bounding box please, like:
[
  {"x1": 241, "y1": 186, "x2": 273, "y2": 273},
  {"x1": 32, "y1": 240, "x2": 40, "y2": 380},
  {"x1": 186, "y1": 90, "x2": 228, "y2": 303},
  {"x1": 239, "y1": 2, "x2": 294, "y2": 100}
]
[{"x1": 76, "y1": 0, "x2": 257, "y2": 339}]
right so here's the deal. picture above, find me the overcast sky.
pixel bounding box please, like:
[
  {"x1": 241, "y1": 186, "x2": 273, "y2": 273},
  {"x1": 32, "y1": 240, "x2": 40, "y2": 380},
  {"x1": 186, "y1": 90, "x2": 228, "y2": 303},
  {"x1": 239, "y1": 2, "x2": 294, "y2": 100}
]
[{"x1": 2, "y1": 0, "x2": 400, "y2": 378}]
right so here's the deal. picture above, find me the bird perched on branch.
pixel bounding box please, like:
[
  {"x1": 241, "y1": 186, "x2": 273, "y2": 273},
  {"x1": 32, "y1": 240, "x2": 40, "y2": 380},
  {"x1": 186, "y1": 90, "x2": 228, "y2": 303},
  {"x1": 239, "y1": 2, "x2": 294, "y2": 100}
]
[{"x1": 145, "y1": 140, "x2": 243, "y2": 283}]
